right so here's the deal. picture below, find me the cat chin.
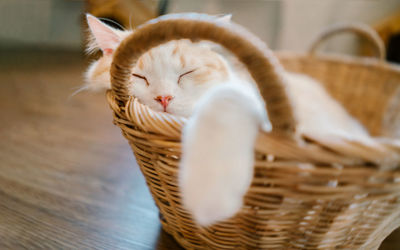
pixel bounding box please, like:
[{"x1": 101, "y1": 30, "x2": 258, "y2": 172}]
[{"x1": 155, "y1": 104, "x2": 193, "y2": 118}]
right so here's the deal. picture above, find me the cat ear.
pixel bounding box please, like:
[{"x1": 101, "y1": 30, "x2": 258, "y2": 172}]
[
  {"x1": 216, "y1": 14, "x2": 232, "y2": 23},
  {"x1": 86, "y1": 14, "x2": 122, "y2": 55}
]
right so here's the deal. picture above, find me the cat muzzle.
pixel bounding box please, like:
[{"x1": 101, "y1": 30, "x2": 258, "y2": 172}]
[{"x1": 155, "y1": 95, "x2": 174, "y2": 112}]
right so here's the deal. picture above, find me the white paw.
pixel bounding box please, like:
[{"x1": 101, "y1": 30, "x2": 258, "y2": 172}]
[
  {"x1": 181, "y1": 179, "x2": 244, "y2": 226},
  {"x1": 179, "y1": 82, "x2": 265, "y2": 226}
]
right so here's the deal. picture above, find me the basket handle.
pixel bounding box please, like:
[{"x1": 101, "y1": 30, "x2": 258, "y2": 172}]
[
  {"x1": 309, "y1": 23, "x2": 386, "y2": 60},
  {"x1": 110, "y1": 13, "x2": 296, "y2": 134}
]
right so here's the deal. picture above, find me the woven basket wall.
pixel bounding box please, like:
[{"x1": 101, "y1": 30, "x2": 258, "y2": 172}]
[{"x1": 106, "y1": 14, "x2": 400, "y2": 249}]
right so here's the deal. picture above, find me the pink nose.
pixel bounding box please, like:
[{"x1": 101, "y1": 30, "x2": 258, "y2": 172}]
[{"x1": 154, "y1": 95, "x2": 173, "y2": 111}]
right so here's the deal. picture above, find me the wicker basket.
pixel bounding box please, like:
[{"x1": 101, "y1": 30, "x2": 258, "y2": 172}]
[{"x1": 106, "y1": 14, "x2": 400, "y2": 249}]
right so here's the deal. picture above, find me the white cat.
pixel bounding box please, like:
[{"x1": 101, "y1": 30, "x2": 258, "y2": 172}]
[
  {"x1": 84, "y1": 14, "x2": 378, "y2": 226},
  {"x1": 85, "y1": 14, "x2": 234, "y2": 118}
]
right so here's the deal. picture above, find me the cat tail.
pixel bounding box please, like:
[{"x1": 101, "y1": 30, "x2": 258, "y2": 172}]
[{"x1": 179, "y1": 81, "x2": 271, "y2": 226}]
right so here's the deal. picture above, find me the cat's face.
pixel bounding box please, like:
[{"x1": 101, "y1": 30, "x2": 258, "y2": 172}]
[
  {"x1": 128, "y1": 40, "x2": 229, "y2": 116},
  {"x1": 85, "y1": 14, "x2": 231, "y2": 117}
]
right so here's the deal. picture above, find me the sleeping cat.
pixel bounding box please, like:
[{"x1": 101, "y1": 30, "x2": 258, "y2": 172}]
[
  {"x1": 84, "y1": 14, "x2": 379, "y2": 226},
  {"x1": 85, "y1": 14, "x2": 235, "y2": 117}
]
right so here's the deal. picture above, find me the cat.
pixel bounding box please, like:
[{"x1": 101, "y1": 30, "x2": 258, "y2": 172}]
[
  {"x1": 84, "y1": 14, "x2": 394, "y2": 226},
  {"x1": 85, "y1": 14, "x2": 270, "y2": 226},
  {"x1": 85, "y1": 14, "x2": 235, "y2": 117}
]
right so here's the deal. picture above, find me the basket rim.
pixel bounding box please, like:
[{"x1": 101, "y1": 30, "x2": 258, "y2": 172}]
[
  {"x1": 105, "y1": 93, "x2": 400, "y2": 169},
  {"x1": 106, "y1": 50, "x2": 400, "y2": 169},
  {"x1": 120, "y1": 51, "x2": 400, "y2": 127},
  {"x1": 275, "y1": 50, "x2": 400, "y2": 72}
]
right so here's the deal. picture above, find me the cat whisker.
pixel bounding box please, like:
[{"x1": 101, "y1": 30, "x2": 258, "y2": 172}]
[{"x1": 68, "y1": 85, "x2": 89, "y2": 100}]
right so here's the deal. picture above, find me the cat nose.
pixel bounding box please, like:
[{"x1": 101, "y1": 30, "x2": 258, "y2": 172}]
[{"x1": 154, "y1": 95, "x2": 173, "y2": 111}]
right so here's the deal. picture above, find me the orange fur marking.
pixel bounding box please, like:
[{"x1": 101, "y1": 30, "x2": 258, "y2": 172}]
[
  {"x1": 137, "y1": 58, "x2": 144, "y2": 70},
  {"x1": 180, "y1": 55, "x2": 186, "y2": 68},
  {"x1": 172, "y1": 45, "x2": 179, "y2": 55},
  {"x1": 148, "y1": 50, "x2": 154, "y2": 60}
]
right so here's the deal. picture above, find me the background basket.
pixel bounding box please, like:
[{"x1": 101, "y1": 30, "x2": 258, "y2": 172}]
[{"x1": 106, "y1": 14, "x2": 400, "y2": 249}]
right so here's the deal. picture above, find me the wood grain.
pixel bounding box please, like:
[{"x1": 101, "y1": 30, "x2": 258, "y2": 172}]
[
  {"x1": 0, "y1": 49, "x2": 398, "y2": 249},
  {"x1": 0, "y1": 50, "x2": 182, "y2": 250}
]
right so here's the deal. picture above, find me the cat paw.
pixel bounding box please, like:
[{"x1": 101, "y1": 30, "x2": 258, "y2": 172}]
[
  {"x1": 179, "y1": 82, "x2": 265, "y2": 226},
  {"x1": 181, "y1": 182, "x2": 243, "y2": 226}
]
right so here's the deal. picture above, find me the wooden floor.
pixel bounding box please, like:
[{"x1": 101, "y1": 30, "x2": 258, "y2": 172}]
[
  {"x1": 0, "y1": 50, "x2": 182, "y2": 250},
  {"x1": 0, "y1": 50, "x2": 398, "y2": 249}
]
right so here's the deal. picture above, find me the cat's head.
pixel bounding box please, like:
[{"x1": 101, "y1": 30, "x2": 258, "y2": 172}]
[{"x1": 85, "y1": 14, "x2": 232, "y2": 117}]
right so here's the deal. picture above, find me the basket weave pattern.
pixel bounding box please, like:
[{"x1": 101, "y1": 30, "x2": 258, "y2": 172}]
[{"x1": 106, "y1": 14, "x2": 400, "y2": 249}]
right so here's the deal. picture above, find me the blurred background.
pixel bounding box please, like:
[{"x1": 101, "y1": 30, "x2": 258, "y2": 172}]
[
  {"x1": 0, "y1": 0, "x2": 400, "y2": 61},
  {"x1": 1, "y1": 1, "x2": 400, "y2": 249}
]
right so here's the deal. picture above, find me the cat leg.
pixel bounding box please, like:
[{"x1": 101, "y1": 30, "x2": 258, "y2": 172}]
[{"x1": 179, "y1": 82, "x2": 270, "y2": 226}]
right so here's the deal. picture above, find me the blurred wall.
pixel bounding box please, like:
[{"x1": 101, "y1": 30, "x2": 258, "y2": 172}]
[
  {"x1": 278, "y1": 0, "x2": 400, "y2": 54},
  {"x1": 0, "y1": 0, "x2": 84, "y2": 50},
  {"x1": 167, "y1": 0, "x2": 281, "y2": 48},
  {"x1": 169, "y1": 0, "x2": 400, "y2": 54},
  {"x1": 1, "y1": 0, "x2": 399, "y2": 54}
]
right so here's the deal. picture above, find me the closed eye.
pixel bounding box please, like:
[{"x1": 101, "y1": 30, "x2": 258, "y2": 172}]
[
  {"x1": 132, "y1": 73, "x2": 149, "y2": 86},
  {"x1": 178, "y1": 69, "x2": 196, "y2": 85}
]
